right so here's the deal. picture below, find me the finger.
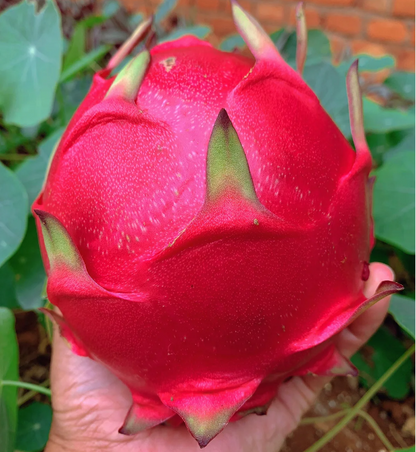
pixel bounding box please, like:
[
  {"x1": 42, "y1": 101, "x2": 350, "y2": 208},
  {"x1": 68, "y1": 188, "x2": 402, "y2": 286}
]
[
  {"x1": 335, "y1": 262, "x2": 394, "y2": 359},
  {"x1": 270, "y1": 262, "x2": 396, "y2": 426}
]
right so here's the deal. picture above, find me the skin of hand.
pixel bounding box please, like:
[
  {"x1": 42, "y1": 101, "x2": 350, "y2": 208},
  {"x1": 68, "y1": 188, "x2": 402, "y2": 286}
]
[{"x1": 45, "y1": 262, "x2": 394, "y2": 452}]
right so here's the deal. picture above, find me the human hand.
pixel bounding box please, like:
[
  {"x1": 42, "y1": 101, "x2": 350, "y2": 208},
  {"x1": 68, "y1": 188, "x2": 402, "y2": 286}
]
[{"x1": 45, "y1": 262, "x2": 394, "y2": 452}]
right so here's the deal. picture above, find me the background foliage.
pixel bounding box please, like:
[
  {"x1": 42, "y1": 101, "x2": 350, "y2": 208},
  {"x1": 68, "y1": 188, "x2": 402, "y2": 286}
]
[{"x1": 0, "y1": 0, "x2": 414, "y2": 451}]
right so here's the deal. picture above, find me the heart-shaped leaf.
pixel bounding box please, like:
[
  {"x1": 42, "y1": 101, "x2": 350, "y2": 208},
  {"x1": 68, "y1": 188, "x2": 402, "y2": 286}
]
[
  {"x1": 16, "y1": 128, "x2": 64, "y2": 212},
  {"x1": 0, "y1": 0, "x2": 63, "y2": 126},
  {"x1": 389, "y1": 294, "x2": 415, "y2": 339},
  {"x1": 15, "y1": 402, "x2": 52, "y2": 452},
  {"x1": 9, "y1": 218, "x2": 46, "y2": 310},
  {"x1": 0, "y1": 163, "x2": 28, "y2": 267}
]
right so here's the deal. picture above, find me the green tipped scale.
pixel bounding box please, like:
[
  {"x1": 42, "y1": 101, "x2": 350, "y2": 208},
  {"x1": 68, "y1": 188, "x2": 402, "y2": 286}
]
[
  {"x1": 206, "y1": 109, "x2": 258, "y2": 204},
  {"x1": 34, "y1": 210, "x2": 84, "y2": 273},
  {"x1": 159, "y1": 379, "x2": 260, "y2": 448},
  {"x1": 295, "y1": 2, "x2": 307, "y2": 75},
  {"x1": 119, "y1": 400, "x2": 173, "y2": 436},
  {"x1": 346, "y1": 60, "x2": 367, "y2": 153},
  {"x1": 230, "y1": 0, "x2": 283, "y2": 63},
  {"x1": 105, "y1": 50, "x2": 150, "y2": 101}
]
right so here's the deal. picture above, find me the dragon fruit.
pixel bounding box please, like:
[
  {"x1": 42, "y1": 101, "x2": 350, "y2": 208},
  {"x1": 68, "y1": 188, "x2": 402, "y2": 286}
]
[{"x1": 34, "y1": 1, "x2": 402, "y2": 447}]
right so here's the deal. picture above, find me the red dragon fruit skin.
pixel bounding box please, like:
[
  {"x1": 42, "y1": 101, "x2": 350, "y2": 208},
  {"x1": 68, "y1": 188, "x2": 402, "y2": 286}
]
[{"x1": 33, "y1": 1, "x2": 402, "y2": 447}]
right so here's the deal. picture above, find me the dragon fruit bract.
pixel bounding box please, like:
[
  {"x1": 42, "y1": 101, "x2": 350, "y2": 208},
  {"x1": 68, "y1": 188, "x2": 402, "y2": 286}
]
[{"x1": 34, "y1": 1, "x2": 401, "y2": 447}]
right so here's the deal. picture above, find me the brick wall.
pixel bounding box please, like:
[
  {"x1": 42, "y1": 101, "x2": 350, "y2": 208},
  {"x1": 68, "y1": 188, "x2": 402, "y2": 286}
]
[{"x1": 123, "y1": 0, "x2": 415, "y2": 70}]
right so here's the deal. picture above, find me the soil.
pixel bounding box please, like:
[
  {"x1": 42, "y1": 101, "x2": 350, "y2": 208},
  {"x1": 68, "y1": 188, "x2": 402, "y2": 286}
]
[
  {"x1": 15, "y1": 310, "x2": 415, "y2": 452},
  {"x1": 284, "y1": 378, "x2": 415, "y2": 452}
]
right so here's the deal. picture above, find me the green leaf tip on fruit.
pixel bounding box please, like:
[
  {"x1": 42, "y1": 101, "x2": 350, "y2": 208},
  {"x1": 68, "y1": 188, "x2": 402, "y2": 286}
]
[
  {"x1": 160, "y1": 379, "x2": 259, "y2": 448},
  {"x1": 230, "y1": 0, "x2": 283, "y2": 63},
  {"x1": 347, "y1": 60, "x2": 367, "y2": 153},
  {"x1": 106, "y1": 50, "x2": 151, "y2": 101},
  {"x1": 295, "y1": 2, "x2": 308, "y2": 75},
  {"x1": 119, "y1": 401, "x2": 173, "y2": 436},
  {"x1": 34, "y1": 210, "x2": 83, "y2": 273},
  {"x1": 206, "y1": 109, "x2": 258, "y2": 204}
]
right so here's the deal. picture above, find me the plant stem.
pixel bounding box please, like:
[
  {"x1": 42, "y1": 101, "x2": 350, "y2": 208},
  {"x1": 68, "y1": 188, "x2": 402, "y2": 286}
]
[
  {"x1": 300, "y1": 409, "x2": 350, "y2": 425},
  {"x1": 1, "y1": 380, "x2": 51, "y2": 397},
  {"x1": 357, "y1": 409, "x2": 395, "y2": 451},
  {"x1": 303, "y1": 344, "x2": 415, "y2": 452},
  {"x1": 17, "y1": 379, "x2": 51, "y2": 406},
  {"x1": 302, "y1": 408, "x2": 395, "y2": 451}
]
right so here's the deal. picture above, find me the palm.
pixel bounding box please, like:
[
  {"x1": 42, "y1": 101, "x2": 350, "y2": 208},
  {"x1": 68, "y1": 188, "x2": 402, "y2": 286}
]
[{"x1": 46, "y1": 263, "x2": 393, "y2": 452}]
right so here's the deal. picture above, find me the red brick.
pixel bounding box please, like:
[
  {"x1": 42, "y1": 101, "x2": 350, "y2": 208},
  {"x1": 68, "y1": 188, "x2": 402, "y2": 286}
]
[
  {"x1": 309, "y1": 0, "x2": 355, "y2": 5},
  {"x1": 177, "y1": 0, "x2": 193, "y2": 6},
  {"x1": 196, "y1": 0, "x2": 220, "y2": 11},
  {"x1": 392, "y1": 0, "x2": 415, "y2": 17},
  {"x1": 351, "y1": 39, "x2": 389, "y2": 56},
  {"x1": 257, "y1": 3, "x2": 286, "y2": 24},
  {"x1": 222, "y1": 0, "x2": 252, "y2": 13},
  {"x1": 208, "y1": 15, "x2": 236, "y2": 36},
  {"x1": 362, "y1": 0, "x2": 391, "y2": 13},
  {"x1": 388, "y1": 46, "x2": 415, "y2": 70},
  {"x1": 367, "y1": 18, "x2": 408, "y2": 43},
  {"x1": 411, "y1": 25, "x2": 415, "y2": 45},
  {"x1": 121, "y1": 0, "x2": 150, "y2": 14},
  {"x1": 289, "y1": 6, "x2": 321, "y2": 28},
  {"x1": 325, "y1": 13, "x2": 362, "y2": 36}
]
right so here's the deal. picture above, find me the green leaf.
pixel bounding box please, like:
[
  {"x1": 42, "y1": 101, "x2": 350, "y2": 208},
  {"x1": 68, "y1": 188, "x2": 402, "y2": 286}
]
[
  {"x1": 369, "y1": 241, "x2": 391, "y2": 265},
  {"x1": 129, "y1": 13, "x2": 144, "y2": 28},
  {"x1": 396, "y1": 447, "x2": 415, "y2": 452},
  {"x1": 385, "y1": 127, "x2": 415, "y2": 160},
  {"x1": 389, "y1": 294, "x2": 415, "y2": 339},
  {"x1": 80, "y1": 15, "x2": 109, "y2": 29},
  {"x1": 16, "y1": 129, "x2": 64, "y2": 212},
  {"x1": 303, "y1": 61, "x2": 351, "y2": 139},
  {"x1": 154, "y1": 0, "x2": 177, "y2": 24},
  {"x1": 0, "y1": 0, "x2": 63, "y2": 127},
  {"x1": 56, "y1": 76, "x2": 92, "y2": 124},
  {"x1": 15, "y1": 402, "x2": 52, "y2": 452},
  {"x1": 0, "y1": 163, "x2": 28, "y2": 267},
  {"x1": 372, "y1": 151, "x2": 415, "y2": 253},
  {"x1": 281, "y1": 30, "x2": 331, "y2": 67},
  {"x1": 351, "y1": 327, "x2": 414, "y2": 399},
  {"x1": 161, "y1": 25, "x2": 212, "y2": 43},
  {"x1": 59, "y1": 44, "x2": 111, "y2": 83},
  {"x1": 269, "y1": 29, "x2": 286, "y2": 49},
  {"x1": 220, "y1": 34, "x2": 246, "y2": 52},
  {"x1": 62, "y1": 23, "x2": 86, "y2": 70},
  {"x1": 363, "y1": 98, "x2": 415, "y2": 134},
  {"x1": 0, "y1": 307, "x2": 19, "y2": 452},
  {"x1": 385, "y1": 71, "x2": 415, "y2": 101},
  {"x1": 102, "y1": 0, "x2": 120, "y2": 19},
  {"x1": 366, "y1": 133, "x2": 394, "y2": 166},
  {"x1": 0, "y1": 264, "x2": 19, "y2": 309},
  {"x1": 9, "y1": 217, "x2": 46, "y2": 310},
  {"x1": 63, "y1": 15, "x2": 109, "y2": 71}
]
